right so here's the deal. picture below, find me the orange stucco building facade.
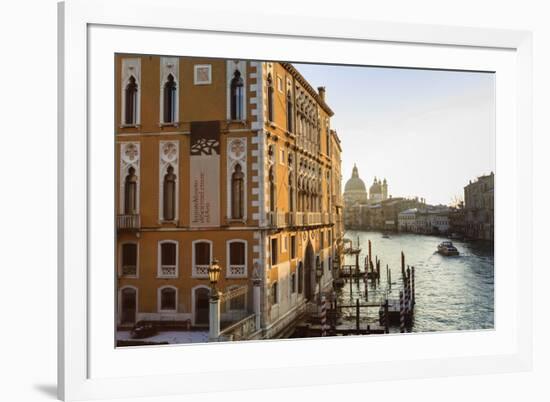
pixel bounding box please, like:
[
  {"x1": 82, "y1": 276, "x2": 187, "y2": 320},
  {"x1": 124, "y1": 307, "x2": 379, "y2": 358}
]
[{"x1": 116, "y1": 54, "x2": 343, "y2": 339}]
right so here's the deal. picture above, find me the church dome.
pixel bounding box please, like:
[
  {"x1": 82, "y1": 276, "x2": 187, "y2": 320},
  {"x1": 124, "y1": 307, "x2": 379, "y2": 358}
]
[
  {"x1": 344, "y1": 164, "x2": 367, "y2": 193},
  {"x1": 370, "y1": 177, "x2": 382, "y2": 194}
]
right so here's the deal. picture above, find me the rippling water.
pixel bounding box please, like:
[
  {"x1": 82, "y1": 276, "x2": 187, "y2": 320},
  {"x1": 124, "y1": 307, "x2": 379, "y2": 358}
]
[{"x1": 340, "y1": 230, "x2": 494, "y2": 333}]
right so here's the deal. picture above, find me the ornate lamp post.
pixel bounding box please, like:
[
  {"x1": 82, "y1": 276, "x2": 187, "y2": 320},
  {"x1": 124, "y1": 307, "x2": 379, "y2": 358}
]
[
  {"x1": 207, "y1": 259, "x2": 221, "y2": 341},
  {"x1": 208, "y1": 258, "x2": 221, "y2": 296}
]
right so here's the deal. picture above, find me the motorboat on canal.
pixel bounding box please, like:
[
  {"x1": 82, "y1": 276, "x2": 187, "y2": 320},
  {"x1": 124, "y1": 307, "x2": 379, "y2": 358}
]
[{"x1": 437, "y1": 241, "x2": 459, "y2": 256}]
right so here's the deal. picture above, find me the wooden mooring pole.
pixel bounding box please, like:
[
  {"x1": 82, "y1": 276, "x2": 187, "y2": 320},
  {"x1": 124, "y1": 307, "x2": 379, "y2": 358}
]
[
  {"x1": 401, "y1": 251, "x2": 405, "y2": 278},
  {"x1": 348, "y1": 267, "x2": 353, "y2": 299},
  {"x1": 356, "y1": 298, "x2": 360, "y2": 332},
  {"x1": 405, "y1": 272, "x2": 410, "y2": 331},
  {"x1": 399, "y1": 290, "x2": 405, "y2": 333},
  {"x1": 368, "y1": 240, "x2": 372, "y2": 266},
  {"x1": 355, "y1": 253, "x2": 360, "y2": 284},
  {"x1": 372, "y1": 260, "x2": 376, "y2": 290},
  {"x1": 321, "y1": 295, "x2": 327, "y2": 336},
  {"x1": 384, "y1": 299, "x2": 389, "y2": 334},
  {"x1": 333, "y1": 296, "x2": 338, "y2": 329},
  {"x1": 411, "y1": 266, "x2": 416, "y2": 306}
]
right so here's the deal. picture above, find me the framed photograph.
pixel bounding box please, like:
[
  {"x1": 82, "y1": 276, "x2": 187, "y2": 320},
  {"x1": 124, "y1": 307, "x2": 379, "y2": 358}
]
[{"x1": 58, "y1": 0, "x2": 532, "y2": 400}]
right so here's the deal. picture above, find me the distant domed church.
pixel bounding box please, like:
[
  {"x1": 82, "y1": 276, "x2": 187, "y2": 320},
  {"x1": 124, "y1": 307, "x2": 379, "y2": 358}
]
[
  {"x1": 343, "y1": 163, "x2": 427, "y2": 231},
  {"x1": 343, "y1": 164, "x2": 368, "y2": 206},
  {"x1": 369, "y1": 177, "x2": 388, "y2": 204},
  {"x1": 344, "y1": 164, "x2": 391, "y2": 229},
  {"x1": 343, "y1": 164, "x2": 388, "y2": 207}
]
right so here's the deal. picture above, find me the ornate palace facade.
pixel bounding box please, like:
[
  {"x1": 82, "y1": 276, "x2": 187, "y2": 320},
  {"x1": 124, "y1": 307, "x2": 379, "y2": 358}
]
[
  {"x1": 464, "y1": 172, "x2": 494, "y2": 240},
  {"x1": 116, "y1": 55, "x2": 343, "y2": 340}
]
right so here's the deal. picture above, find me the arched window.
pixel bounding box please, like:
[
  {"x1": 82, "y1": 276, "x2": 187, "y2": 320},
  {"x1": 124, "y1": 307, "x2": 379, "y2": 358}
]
[
  {"x1": 121, "y1": 243, "x2": 137, "y2": 277},
  {"x1": 297, "y1": 262, "x2": 303, "y2": 294},
  {"x1": 124, "y1": 76, "x2": 138, "y2": 125},
  {"x1": 120, "y1": 286, "x2": 137, "y2": 324},
  {"x1": 230, "y1": 70, "x2": 244, "y2": 120},
  {"x1": 163, "y1": 165, "x2": 176, "y2": 221},
  {"x1": 271, "y1": 281, "x2": 279, "y2": 305},
  {"x1": 159, "y1": 241, "x2": 177, "y2": 277},
  {"x1": 288, "y1": 172, "x2": 295, "y2": 212},
  {"x1": 231, "y1": 164, "x2": 244, "y2": 219},
  {"x1": 286, "y1": 90, "x2": 293, "y2": 132},
  {"x1": 269, "y1": 166, "x2": 276, "y2": 212},
  {"x1": 227, "y1": 240, "x2": 246, "y2": 277},
  {"x1": 124, "y1": 166, "x2": 137, "y2": 214},
  {"x1": 326, "y1": 120, "x2": 331, "y2": 157},
  {"x1": 159, "y1": 287, "x2": 177, "y2": 312},
  {"x1": 163, "y1": 74, "x2": 177, "y2": 123},
  {"x1": 267, "y1": 73, "x2": 274, "y2": 122},
  {"x1": 193, "y1": 286, "x2": 210, "y2": 326},
  {"x1": 193, "y1": 240, "x2": 212, "y2": 277}
]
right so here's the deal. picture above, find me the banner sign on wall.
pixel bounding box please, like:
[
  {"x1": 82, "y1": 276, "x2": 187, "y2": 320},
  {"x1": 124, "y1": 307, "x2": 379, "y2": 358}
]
[{"x1": 189, "y1": 121, "x2": 220, "y2": 227}]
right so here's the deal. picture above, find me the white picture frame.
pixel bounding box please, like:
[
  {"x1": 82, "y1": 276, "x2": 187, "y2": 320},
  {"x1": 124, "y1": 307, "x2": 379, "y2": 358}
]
[{"x1": 58, "y1": 0, "x2": 532, "y2": 400}]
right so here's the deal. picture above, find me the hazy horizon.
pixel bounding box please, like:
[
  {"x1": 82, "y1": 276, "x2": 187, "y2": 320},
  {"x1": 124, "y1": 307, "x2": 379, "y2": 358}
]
[{"x1": 293, "y1": 63, "x2": 495, "y2": 206}]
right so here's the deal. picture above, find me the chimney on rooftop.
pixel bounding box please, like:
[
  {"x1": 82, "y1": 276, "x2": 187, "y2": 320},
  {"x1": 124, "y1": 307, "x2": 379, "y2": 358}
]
[{"x1": 318, "y1": 86, "x2": 326, "y2": 102}]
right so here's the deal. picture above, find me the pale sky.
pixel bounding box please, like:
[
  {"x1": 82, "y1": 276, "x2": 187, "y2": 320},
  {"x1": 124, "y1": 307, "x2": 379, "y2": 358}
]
[{"x1": 293, "y1": 63, "x2": 495, "y2": 206}]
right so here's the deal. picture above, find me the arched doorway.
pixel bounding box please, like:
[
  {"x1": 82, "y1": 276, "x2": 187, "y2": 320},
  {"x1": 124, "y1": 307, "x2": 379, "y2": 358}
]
[
  {"x1": 194, "y1": 287, "x2": 210, "y2": 326},
  {"x1": 120, "y1": 287, "x2": 137, "y2": 325},
  {"x1": 304, "y1": 242, "x2": 315, "y2": 301}
]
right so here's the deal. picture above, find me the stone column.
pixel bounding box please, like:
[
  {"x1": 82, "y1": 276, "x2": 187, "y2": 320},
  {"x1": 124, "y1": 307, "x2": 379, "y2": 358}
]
[
  {"x1": 253, "y1": 278, "x2": 261, "y2": 331},
  {"x1": 208, "y1": 292, "x2": 220, "y2": 341}
]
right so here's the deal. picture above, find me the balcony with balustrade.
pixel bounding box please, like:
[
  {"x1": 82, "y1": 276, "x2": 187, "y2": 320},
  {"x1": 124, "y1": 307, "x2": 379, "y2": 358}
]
[
  {"x1": 121, "y1": 264, "x2": 137, "y2": 277},
  {"x1": 267, "y1": 211, "x2": 288, "y2": 228},
  {"x1": 304, "y1": 212, "x2": 322, "y2": 226},
  {"x1": 117, "y1": 214, "x2": 140, "y2": 231},
  {"x1": 268, "y1": 211, "x2": 336, "y2": 229},
  {"x1": 159, "y1": 265, "x2": 177, "y2": 278},
  {"x1": 288, "y1": 212, "x2": 304, "y2": 227},
  {"x1": 228, "y1": 264, "x2": 246, "y2": 277},
  {"x1": 193, "y1": 264, "x2": 209, "y2": 278}
]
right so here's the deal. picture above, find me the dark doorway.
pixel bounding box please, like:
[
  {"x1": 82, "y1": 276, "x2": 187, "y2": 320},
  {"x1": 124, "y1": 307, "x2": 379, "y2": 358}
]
[
  {"x1": 195, "y1": 287, "x2": 210, "y2": 326},
  {"x1": 304, "y1": 242, "x2": 315, "y2": 301},
  {"x1": 120, "y1": 287, "x2": 137, "y2": 324}
]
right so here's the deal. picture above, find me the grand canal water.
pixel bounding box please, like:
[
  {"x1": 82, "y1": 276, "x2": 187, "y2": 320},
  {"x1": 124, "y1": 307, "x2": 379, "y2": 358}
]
[{"x1": 340, "y1": 230, "x2": 494, "y2": 333}]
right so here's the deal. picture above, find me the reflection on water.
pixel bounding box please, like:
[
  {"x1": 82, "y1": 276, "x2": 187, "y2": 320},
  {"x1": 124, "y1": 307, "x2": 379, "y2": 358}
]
[{"x1": 341, "y1": 230, "x2": 494, "y2": 332}]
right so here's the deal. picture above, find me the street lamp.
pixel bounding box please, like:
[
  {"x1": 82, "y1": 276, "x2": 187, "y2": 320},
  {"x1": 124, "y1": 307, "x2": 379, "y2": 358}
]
[
  {"x1": 208, "y1": 258, "x2": 221, "y2": 299},
  {"x1": 207, "y1": 258, "x2": 222, "y2": 341}
]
